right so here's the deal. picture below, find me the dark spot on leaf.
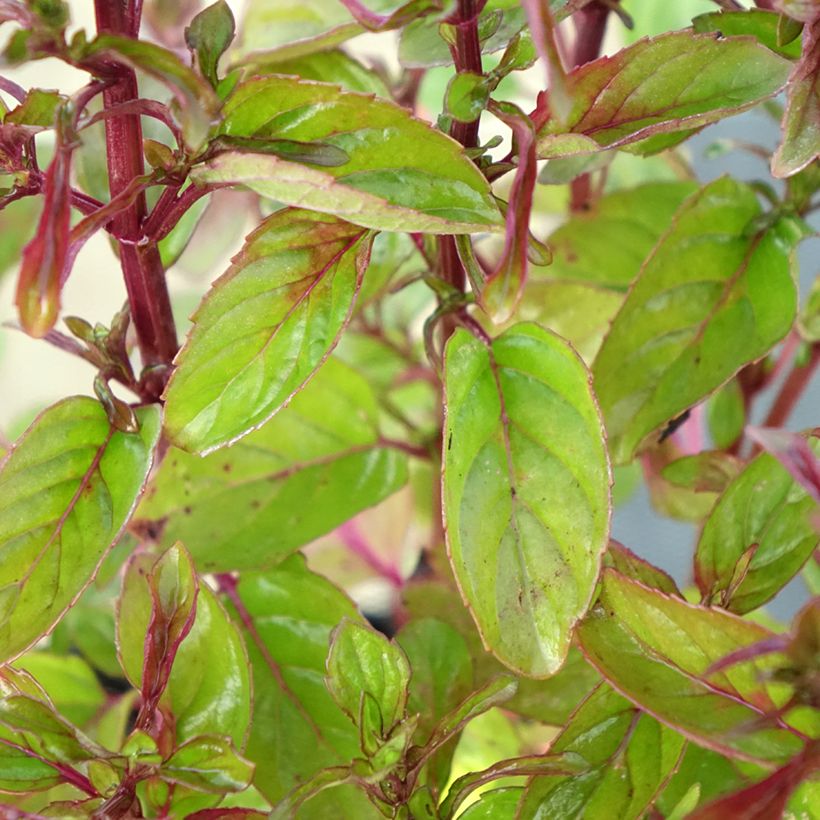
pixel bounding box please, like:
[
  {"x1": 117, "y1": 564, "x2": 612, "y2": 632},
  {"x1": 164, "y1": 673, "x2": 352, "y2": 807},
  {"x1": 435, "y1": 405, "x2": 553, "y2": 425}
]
[
  {"x1": 250, "y1": 499, "x2": 261, "y2": 509},
  {"x1": 183, "y1": 505, "x2": 192, "y2": 515}
]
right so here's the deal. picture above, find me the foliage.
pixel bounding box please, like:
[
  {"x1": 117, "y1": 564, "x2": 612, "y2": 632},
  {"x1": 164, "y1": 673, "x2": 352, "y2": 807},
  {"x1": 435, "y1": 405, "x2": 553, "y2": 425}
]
[{"x1": 0, "y1": 0, "x2": 818, "y2": 817}]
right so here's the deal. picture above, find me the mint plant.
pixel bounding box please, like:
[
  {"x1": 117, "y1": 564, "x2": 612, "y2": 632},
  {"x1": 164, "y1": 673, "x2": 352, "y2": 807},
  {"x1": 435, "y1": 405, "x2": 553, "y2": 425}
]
[{"x1": 0, "y1": 0, "x2": 818, "y2": 817}]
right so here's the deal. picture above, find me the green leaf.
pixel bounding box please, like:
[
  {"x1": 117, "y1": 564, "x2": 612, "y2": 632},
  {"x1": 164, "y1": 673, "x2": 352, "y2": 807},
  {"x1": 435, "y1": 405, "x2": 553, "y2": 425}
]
[
  {"x1": 577, "y1": 570, "x2": 806, "y2": 764},
  {"x1": 327, "y1": 619, "x2": 410, "y2": 736},
  {"x1": 118, "y1": 549, "x2": 251, "y2": 747},
  {"x1": 537, "y1": 32, "x2": 792, "y2": 158},
  {"x1": 0, "y1": 197, "x2": 39, "y2": 281},
  {"x1": 84, "y1": 34, "x2": 219, "y2": 149},
  {"x1": 399, "y1": 0, "x2": 558, "y2": 68},
  {"x1": 517, "y1": 684, "x2": 686, "y2": 820},
  {"x1": 0, "y1": 693, "x2": 104, "y2": 767},
  {"x1": 397, "y1": 617, "x2": 472, "y2": 742},
  {"x1": 519, "y1": 281, "x2": 623, "y2": 363},
  {"x1": 661, "y1": 452, "x2": 742, "y2": 496},
  {"x1": 0, "y1": 398, "x2": 160, "y2": 663},
  {"x1": 424, "y1": 675, "x2": 518, "y2": 760},
  {"x1": 185, "y1": 0, "x2": 235, "y2": 86},
  {"x1": 402, "y1": 580, "x2": 599, "y2": 725},
  {"x1": 245, "y1": 50, "x2": 390, "y2": 96},
  {"x1": 593, "y1": 178, "x2": 798, "y2": 465},
  {"x1": 141, "y1": 358, "x2": 407, "y2": 571},
  {"x1": 457, "y1": 788, "x2": 521, "y2": 819},
  {"x1": 13, "y1": 653, "x2": 105, "y2": 727},
  {"x1": 443, "y1": 323, "x2": 611, "y2": 677},
  {"x1": 604, "y1": 541, "x2": 681, "y2": 596},
  {"x1": 396, "y1": 617, "x2": 472, "y2": 791},
  {"x1": 656, "y1": 744, "x2": 746, "y2": 818},
  {"x1": 233, "y1": 0, "x2": 360, "y2": 63},
  {"x1": 163, "y1": 209, "x2": 373, "y2": 454},
  {"x1": 537, "y1": 182, "x2": 698, "y2": 289},
  {"x1": 224, "y1": 555, "x2": 365, "y2": 805},
  {"x1": 772, "y1": 19, "x2": 820, "y2": 177},
  {"x1": 707, "y1": 378, "x2": 746, "y2": 450},
  {"x1": 162, "y1": 736, "x2": 254, "y2": 793},
  {"x1": 193, "y1": 76, "x2": 501, "y2": 233},
  {"x1": 799, "y1": 274, "x2": 820, "y2": 342},
  {"x1": 692, "y1": 10, "x2": 804, "y2": 59},
  {"x1": 4, "y1": 88, "x2": 64, "y2": 127},
  {"x1": 445, "y1": 72, "x2": 490, "y2": 123},
  {"x1": 695, "y1": 437, "x2": 820, "y2": 613}
]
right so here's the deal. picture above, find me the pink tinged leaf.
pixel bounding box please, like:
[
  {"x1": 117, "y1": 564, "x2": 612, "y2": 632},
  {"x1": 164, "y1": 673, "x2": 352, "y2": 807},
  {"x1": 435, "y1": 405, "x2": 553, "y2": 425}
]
[
  {"x1": 480, "y1": 103, "x2": 538, "y2": 323},
  {"x1": 521, "y1": 0, "x2": 572, "y2": 122},
  {"x1": 338, "y1": 0, "x2": 440, "y2": 31},
  {"x1": 140, "y1": 544, "x2": 199, "y2": 729},
  {"x1": 689, "y1": 743, "x2": 820, "y2": 819},
  {"x1": 14, "y1": 153, "x2": 71, "y2": 337},
  {"x1": 536, "y1": 32, "x2": 792, "y2": 158},
  {"x1": 747, "y1": 427, "x2": 820, "y2": 505},
  {"x1": 772, "y1": 17, "x2": 820, "y2": 177}
]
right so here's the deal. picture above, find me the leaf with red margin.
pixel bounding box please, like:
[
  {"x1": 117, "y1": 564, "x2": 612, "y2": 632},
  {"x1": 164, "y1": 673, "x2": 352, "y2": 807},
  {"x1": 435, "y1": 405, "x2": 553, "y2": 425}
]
[
  {"x1": 577, "y1": 570, "x2": 806, "y2": 764},
  {"x1": 604, "y1": 540, "x2": 681, "y2": 596},
  {"x1": 747, "y1": 426, "x2": 820, "y2": 504},
  {"x1": 0, "y1": 398, "x2": 160, "y2": 665},
  {"x1": 536, "y1": 32, "x2": 792, "y2": 159},
  {"x1": 117, "y1": 545, "x2": 251, "y2": 750},
  {"x1": 773, "y1": 17, "x2": 820, "y2": 177},
  {"x1": 15, "y1": 148, "x2": 71, "y2": 337},
  {"x1": 162, "y1": 209, "x2": 373, "y2": 455},
  {"x1": 338, "y1": 0, "x2": 440, "y2": 31},
  {"x1": 516, "y1": 683, "x2": 686, "y2": 820},
  {"x1": 443, "y1": 323, "x2": 611, "y2": 678},
  {"x1": 695, "y1": 434, "x2": 820, "y2": 614},
  {"x1": 480, "y1": 103, "x2": 538, "y2": 324}
]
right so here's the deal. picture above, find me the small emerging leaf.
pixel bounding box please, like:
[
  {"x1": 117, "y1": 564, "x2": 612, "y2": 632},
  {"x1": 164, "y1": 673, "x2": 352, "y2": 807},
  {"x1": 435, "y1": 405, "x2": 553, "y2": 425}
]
[
  {"x1": 185, "y1": 0, "x2": 236, "y2": 87},
  {"x1": 326, "y1": 618, "x2": 410, "y2": 735}
]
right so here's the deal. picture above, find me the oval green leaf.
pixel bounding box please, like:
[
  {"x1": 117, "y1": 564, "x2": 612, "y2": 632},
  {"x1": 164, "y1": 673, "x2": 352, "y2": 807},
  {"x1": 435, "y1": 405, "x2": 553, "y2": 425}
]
[
  {"x1": 326, "y1": 618, "x2": 410, "y2": 734},
  {"x1": 163, "y1": 209, "x2": 373, "y2": 454},
  {"x1": 537, "y1": 32, "x2": 792, "y2": 158},
  {"x1": 0, "y1": 397, "x2": 160, "y2": 664},
  {"x1": 695, "y1": 436, "x2": 820, "y2": 614},
  {"x1": 577, "y1": 570, "x2": 806, "y2": 764},
  {"x1": 142, "y1": 358, "x2": 408, "y2": 572},
  {"x1": 443, "y1": 322, "x2": 611, "y2": 678},
  {"x1": 593, "y1": 178, "x2": 798, "y2": 464},
  {"x1": 191, "y1": 76, "x2": 502, "y2": 234}
]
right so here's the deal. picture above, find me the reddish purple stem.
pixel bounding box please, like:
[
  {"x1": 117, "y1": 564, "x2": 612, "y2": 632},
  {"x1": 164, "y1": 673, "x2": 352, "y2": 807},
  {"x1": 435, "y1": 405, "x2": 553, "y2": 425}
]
[{"x1": 335, "y1": 520, "x2": 403, "y2": 587}]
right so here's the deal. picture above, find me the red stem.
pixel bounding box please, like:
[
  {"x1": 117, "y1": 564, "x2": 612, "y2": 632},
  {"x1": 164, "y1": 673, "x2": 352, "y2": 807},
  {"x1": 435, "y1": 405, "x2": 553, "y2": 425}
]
[
  {"x1": 762, "y1": 344, "x2": 819, "y2": 429},
  {"x1": 569, "y1": 2, "x2": 610, "y2": 211},
  {"x1": 94, "y1": 0, "x2": 178, "y2": 396}
]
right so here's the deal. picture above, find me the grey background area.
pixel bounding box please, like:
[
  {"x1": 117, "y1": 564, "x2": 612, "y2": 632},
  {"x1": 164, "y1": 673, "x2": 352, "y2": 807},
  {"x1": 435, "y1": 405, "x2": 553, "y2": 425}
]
[{"x1": 612, "y1": 106, "x2": 819, "y2": 623}]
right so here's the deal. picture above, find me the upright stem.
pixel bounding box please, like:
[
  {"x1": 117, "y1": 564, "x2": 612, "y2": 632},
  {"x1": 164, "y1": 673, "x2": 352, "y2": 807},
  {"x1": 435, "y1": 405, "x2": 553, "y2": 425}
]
[
  {"x1": 440, "y1": 0, "x2": 483, "y2": 299},
  {"x1": 94, "y1": 0, "x2": 178, "y2": 398},
  {"x1": 762, "y1": 344, "x2": 819, "y2": 429},
  {"x1": 569, "y1": 2, "x2": 610, "y2": 211}
]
